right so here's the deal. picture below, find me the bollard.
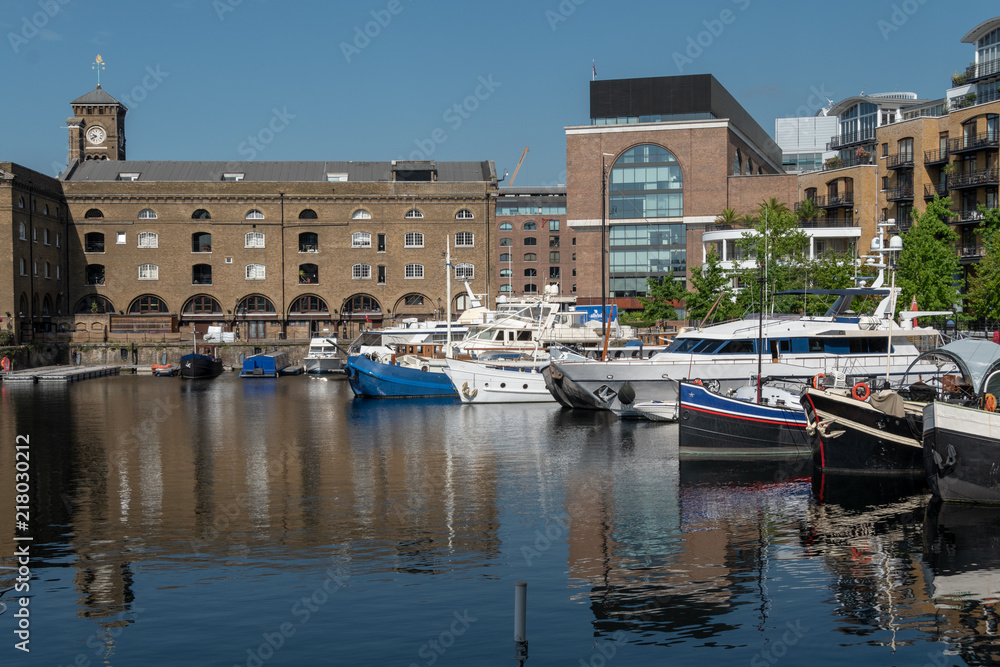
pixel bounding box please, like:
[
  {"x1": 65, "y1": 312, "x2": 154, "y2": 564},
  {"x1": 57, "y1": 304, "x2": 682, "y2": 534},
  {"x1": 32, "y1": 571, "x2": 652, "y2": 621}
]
[{"x1": 514, "y1": 581, "x2": 528, "y2": 664}]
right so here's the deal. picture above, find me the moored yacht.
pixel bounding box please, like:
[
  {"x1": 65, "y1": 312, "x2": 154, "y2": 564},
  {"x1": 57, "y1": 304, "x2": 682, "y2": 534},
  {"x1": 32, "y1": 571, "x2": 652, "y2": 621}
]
[{"x1": 304, "y1": 337, "x2": 344, "y2": 375}]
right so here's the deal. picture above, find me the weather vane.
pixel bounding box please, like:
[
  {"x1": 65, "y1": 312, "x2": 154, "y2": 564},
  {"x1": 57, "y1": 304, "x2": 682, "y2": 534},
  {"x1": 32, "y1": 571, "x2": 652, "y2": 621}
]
[{"x1": 92, "y1": 54, "x2": 105, "y2": 87}]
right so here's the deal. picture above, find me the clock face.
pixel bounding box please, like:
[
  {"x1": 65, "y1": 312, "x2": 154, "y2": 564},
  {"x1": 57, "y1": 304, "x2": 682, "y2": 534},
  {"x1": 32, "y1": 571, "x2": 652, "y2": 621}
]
[{"x1": 87, "y1": 127, "x2": 106, "y2": 145}]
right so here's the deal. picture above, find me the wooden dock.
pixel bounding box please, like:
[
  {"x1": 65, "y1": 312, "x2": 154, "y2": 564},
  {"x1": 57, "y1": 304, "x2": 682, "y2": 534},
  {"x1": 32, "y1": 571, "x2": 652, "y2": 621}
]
[{"x1": 0, "y1": 365, "x2": 122, "y2": 383}]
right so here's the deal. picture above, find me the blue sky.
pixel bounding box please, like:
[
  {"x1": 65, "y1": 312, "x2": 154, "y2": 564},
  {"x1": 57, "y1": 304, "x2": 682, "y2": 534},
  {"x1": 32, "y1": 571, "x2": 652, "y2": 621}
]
[{"x1": 2, "y1": 0, "x2": 997, "y2": 185}]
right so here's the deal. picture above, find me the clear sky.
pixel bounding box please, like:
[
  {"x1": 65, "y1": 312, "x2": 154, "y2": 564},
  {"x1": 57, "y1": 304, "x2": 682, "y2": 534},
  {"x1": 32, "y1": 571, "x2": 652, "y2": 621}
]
[{"x1": 2, "y1": 0, "x2": 997, "y2": 186}]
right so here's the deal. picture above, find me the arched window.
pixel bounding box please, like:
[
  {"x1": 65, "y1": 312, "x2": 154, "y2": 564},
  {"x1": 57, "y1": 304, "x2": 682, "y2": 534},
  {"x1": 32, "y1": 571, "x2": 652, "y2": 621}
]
[
  {"x1": 18, "y1": 222, "x2": 26, "y2": 240},
  {"x1": 499, "y1": 222, "x2": 512, "y2": 230},
  {"x1": 192, "y1": 264, "x2": 212, "y2": 285},
  {"x1": 137, "y1": 231, "x2": 158, "y2": 248},
  {"x1": 138, "y1": 264, "x2": 159, "y2": 280},
  {"x1": 18, "y1": 197, "x2": 24, "y2": 209},
  {"x1": 298, "y1": 209, "x2": 317, "y2": 219},
  {"x1": 352, "y1": 264, "x2": 371, "y2": 280},
  {"x1": 733, "y1": 149, "x2": 742, "y2": 176},
  {"x1": 138, "y1": 208, "x2": 157, "y2": 219},
  {"x1": 238, "y1": 295, "x2": 276, "y2": 313},
  {"x1": 404, "y1": 232, "x2": 424, "y2": 248},
  {"x1": 74, "y1": 295, "x2": 114, "y2": 314},
  {"x1": 524, "y1": 268, "x2": 537, "y2": 277},
  {"x1": 610, "y1": 144, "x2": 683, "y2": 218},
  {"x1": 183, "y1": 295, "x2": 222, "y2": 314},
  {"x1": 85, "y1": 208, "x2": 104, "y2": 219},
  {"x1": 128, "y1": 295, "x2": 168, "y2": 313},
  {"x1": 299, "y1": 263, "x2": 318, "y2": 284},
  {"x1": 524, "y1": 253, "x2": 537, "y2": 262},
  {"x1": 499, "y1": 284, "x2": 512, "y2": 293},
  {"x1": 299, "y1": 232, "x2": 318, "y2": 252},
  {"x1": 524, "y1": 283, "x2": 537, "y2": 293},
  {"x1": 344, "y1": 294, "x2": 380, "y2": 314},
  {"x1": 192, "y1": 232, "x2": 212, "y2": 252},
  {"x1": 352, "y1": 209, "x2": 372, "y2": 220},
  {"x1": 745, "y1": 157, "x2": 752, "y2": 175},
  {"x1": 192, "y1": 209, "x2": 211, "y2": 219},
  {"x1": 19, "y1": 258, "x2": 26, "y2": 276},
  {"x1": 245, "y1": 209, "x2": 265, "y2": 220},
  {"x1": 245, "y1": 231, "x2": 265, "y2": 248},
  {"x1": 499, "y1": 237, "x2": 513, "y2": 246},
  {"x1": 500, "y1": 268, "x2": 512, "y2": 277},
  {"x1": 523, "y1": 221, "x2": 537, "y2": 230},
  {"x1": 404, "y1": 263, "x2": 424, "y2": 279},
  {"x1": 500, "y1": 253, "x2": 510, "y2": 262},
  {"x1": 352, "y1": 232, "x2": 371, "y2": 248},
  {"x1": 246, "y1": 264, "x2": 266, "y2": 280},
  {"x1": 85, "y1": 264, "x2": 105, "y2": 285},
  {"x1": 404, "y1": 208, "x2": 423, "y2": 219},
  {"x1": 41, "y1": 295, "x2": 52, "y2": 317},
  {"x1": 455, "y1": 232, "x2": 474, "y2": 247},
  {"x1": 524, "y1": 237, "x2": 537, "y2": 246},
  {"x1": 456, "y1": 209, "x2": 474, "y2": 219},
  {"x1": 454, "y1": 263, "x2": 474, "y2": 280},
  {"x1": 289, "y1": 295, "x2": 328, "y2": 314}
]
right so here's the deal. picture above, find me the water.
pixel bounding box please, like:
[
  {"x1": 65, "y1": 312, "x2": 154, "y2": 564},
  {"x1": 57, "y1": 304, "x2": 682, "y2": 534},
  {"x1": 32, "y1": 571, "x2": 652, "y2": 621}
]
[{"x1": 1, "y1": 374, "x2": 998, "y2": 666}]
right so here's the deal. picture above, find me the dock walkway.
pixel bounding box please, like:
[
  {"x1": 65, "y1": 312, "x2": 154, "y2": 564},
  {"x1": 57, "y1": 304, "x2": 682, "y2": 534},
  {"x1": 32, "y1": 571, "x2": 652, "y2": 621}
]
[{"x1": 1, "y1": 365, "x2": 121, "y2": 383}]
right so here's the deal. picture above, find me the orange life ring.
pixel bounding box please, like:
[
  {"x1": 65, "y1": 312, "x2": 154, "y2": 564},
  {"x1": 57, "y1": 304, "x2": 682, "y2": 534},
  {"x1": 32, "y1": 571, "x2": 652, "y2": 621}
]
[
  {"x1": 1, "y1": 356, "x2": 10, "y2": 372},
  {"x1": 985, "y1": 393, "x2": 997, "y2": 413},
  {"x1": 812, "y1": 373, "x2": 825, "y2": 390},
  {"x1": 852, "y1": 381, "x2": 870, "y2": 401},
  {"x1": 692, "y1": 379, "x2": 703, "y2": 385}
]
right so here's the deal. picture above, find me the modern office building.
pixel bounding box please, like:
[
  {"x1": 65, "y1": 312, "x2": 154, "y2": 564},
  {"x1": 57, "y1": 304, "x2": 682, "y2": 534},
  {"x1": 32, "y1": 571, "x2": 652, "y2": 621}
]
[{"x1": 776, "y1": 115, "x2": 838, "y2": 174}]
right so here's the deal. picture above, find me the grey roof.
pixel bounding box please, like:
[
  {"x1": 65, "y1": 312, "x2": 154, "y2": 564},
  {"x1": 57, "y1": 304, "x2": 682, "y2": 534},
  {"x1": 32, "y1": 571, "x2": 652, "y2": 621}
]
[
  {"x1": 71, "y1": 85, "x2": 125, "y2": 107},
  {"x1": 61, "y1": 160, "x2": 496, "y2": 183},
  {"x1": 962, "y1": 17, "x2": 1000, "y2": 44}
]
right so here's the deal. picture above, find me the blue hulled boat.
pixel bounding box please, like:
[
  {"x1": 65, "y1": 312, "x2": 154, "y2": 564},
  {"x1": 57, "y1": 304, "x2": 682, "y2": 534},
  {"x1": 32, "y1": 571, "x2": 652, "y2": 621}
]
[
  {"x1": 239, "y1": 351, "x2": 291, "y2": 378},
  {"x1": 345, "y1": 354, "x2": 457, "y2": 398}
]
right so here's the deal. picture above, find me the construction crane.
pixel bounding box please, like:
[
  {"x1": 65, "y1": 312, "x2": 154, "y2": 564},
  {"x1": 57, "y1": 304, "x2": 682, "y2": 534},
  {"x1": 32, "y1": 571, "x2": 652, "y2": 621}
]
[{"x1": 508, "y1": 147, "x2": 529, "y2": 186}]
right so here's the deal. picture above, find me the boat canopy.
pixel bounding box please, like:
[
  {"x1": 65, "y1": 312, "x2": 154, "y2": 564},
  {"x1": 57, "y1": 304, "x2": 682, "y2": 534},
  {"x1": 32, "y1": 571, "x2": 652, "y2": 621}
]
[
  {"x1": 904, "y1": 339, "x2": 1000, "y2": 395},
  {"x1": 773, "y1": 288, "x2": 891, "y2": 318}
]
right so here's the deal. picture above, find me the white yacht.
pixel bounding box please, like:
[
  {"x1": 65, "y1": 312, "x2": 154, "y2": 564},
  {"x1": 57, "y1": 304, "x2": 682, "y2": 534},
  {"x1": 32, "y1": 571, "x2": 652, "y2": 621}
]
[{"x1": 304, "y1": 337, "x2": 344, "y2": 375}]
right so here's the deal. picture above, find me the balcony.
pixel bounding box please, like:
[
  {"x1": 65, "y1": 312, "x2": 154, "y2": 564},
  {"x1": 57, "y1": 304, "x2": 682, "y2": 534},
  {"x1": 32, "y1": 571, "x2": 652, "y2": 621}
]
[
  {"x1": 958, "y1": 245, "x2": 986, "y2": 260},
  {"x1": 885, "y1": 153, "x2": 915, "y2": 169},
  {"x1": 948, "y1": 132, "x2": 999, "y2": 155},
  {"x1": 822, "y1": 154, "x2": 874, "y2": 171},
  {"x1": 947, "y1": 168, "x2": 999, "y2": 190},
  {"x1": 84, "y1": 241, "x2": 105, "y2": 253},
  {"x1": 885, "y1": 186, "x2": 915, "y2": 202},
  {"x1": 298, "y1": 243, "x2": 318, "y2": 253},
  {"x1": 924, "y1": 183, "x2": 948, "y2": 199},
  {"x1": 85, "y1": 273, "x2": 105, "y2": 286},
  {"x1": 798, "y1": 217, "x2": 858, "y2": 228},
  {"x1": 813, "y1": 193, "x2": 854, "y2": 209},
  {"x1": 951, "y1": 209, "x2": 988, "y2": 224},
  {"x1": 964, "y1": 56, "x2": 1000, "y2": 83},
  {"x1": 923, "y1": 148, "x2": 950, "y2": 165},
  {"x1": 827, "y1": 130, "x2": 876, "y2": 151}
]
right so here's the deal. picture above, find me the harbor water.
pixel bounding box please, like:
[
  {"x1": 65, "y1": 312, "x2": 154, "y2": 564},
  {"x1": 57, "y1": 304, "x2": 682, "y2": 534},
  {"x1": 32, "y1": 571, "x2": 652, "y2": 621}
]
[{"x1": 1, "y1": 373, "x2": 998, "y2": 666}]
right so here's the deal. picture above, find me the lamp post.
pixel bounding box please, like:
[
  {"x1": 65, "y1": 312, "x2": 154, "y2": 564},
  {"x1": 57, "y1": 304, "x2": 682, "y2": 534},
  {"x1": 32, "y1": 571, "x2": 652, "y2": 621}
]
[{"x1": 600, "y1": 152, "x2": 615, "y2": 341}]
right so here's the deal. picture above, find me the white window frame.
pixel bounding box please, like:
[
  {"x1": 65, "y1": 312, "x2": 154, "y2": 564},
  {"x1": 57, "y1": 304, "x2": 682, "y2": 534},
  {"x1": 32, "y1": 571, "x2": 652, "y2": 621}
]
[
  {"x1": 138, "y1": 263, "x2": 159, "y2": 280},
  {"x1": 352, "y1": 209, "x2": 372, "y2": 220},
  {"x1": 327, "y1": 173, "x2": 348, "y2": 182},
  {"x1": 223, "y1": 173, "x2": 245, "y2": 182},
  {"x1": 456, "y1": 209, "x2": 474, "y2": 220},
  {"x1": 137, "y1": 231, "x2": 158, "y2": 248},
  {"x1": 404, "y1": 263, "x2": 424, "y2": 279},
  {"x1": 116, "y1": 232, "x2": 126, "y2": 245},
  {"x1": 245, "y1": 263, "x2": 266, "y2": 280},
  {"x1": 245, "y1": 209, "x2": 265, "y2": 220},
  {"x1": 352, "y1": 264, "x2": 371, "y2": 280},
  {"x1": 138, "y1": 208, "x2": 157, "y2": 219},
  {"x1": 245, "y1": 231, "x2": 265, "y2": 248},
  {"x1": 455, "y1": 263, "x2": 474, "y2": 280},
  {"x1": 404, "y1": 231, "x2": 424, "y2": 248},
  {"x1": 404, "y1": 208, "x2": 423, "y2": 219},
  {"x1": 455, "y1": 232, "x2": 474, "y2": 247},
  {"x1": 118, "y1": 172, "x2": 140, "y2": 181},
  {"x1": 352, "y1": 231, "x2": 372, "y2": 248}
]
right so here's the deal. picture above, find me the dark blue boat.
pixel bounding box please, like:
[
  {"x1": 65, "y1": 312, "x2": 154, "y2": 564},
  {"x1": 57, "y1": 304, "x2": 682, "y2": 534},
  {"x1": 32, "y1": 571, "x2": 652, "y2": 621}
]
[
  {"x1": 345, "y1": 354, "x2": 457, "y2": 398},
  {"x1": 239, "y1": 352, "x2": 291, "y2": 378},
  {"x1": 678, "y1": 380, "x2": 811, "y2": 457},
  {"x1": 180, "y1": 352, "x2": 223, "y2": 379}
]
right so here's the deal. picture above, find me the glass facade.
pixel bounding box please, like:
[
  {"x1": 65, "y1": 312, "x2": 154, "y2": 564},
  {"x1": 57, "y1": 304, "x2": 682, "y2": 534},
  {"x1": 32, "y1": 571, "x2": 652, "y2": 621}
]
[
  {"x1": 781, "y1": 152, "x2": 824, "y2": 173},
  {"x1": 496, "y1": 205, "x2": 566, "y2": 215},
  {"x1": 608, "y1": 223, "x2": 686, "y2": 297},
  {"x1": 609, "y1": 145, "x2": 683, "y2": 219},
  {"x1": 592, "y1": 112, "x2": 715, "y2": 125}
]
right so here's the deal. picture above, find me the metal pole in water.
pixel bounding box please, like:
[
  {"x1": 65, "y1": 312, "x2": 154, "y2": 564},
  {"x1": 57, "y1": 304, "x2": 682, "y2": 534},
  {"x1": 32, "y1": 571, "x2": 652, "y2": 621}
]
[{"x1": 514, "y1": 581, "x2": 528, "y2": 664}]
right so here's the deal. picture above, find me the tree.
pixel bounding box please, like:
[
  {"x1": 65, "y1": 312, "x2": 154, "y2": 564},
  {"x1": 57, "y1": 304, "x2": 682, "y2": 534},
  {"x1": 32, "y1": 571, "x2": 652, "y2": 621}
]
[
  {"x1": 732, "y1": 199, "x2": 810, "y2": 313},
  {"x1": 796, "y1": 198, "x2": 823, "y2": 227},
  {"x1": 896, "y1": 196, "x2": 962, "y2": 313},
  {"x1": 638, "y1": 274, "x2": 685, "y2": 322},
  {"x1": 686, "y1": 246, "x2": 741, "y2": 322},
  {"x1": 966, "y1": 204, "x2": 1000, "y2": 319},
  {"x1": 714, "y1": 207, "x2": 742, "y2": 228}
]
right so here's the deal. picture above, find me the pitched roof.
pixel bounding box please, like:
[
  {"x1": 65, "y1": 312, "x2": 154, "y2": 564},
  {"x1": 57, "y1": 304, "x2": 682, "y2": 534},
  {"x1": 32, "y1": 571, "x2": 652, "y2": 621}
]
[{"x1": 71, "y1": 85, "x2": 125, "y2": 107}]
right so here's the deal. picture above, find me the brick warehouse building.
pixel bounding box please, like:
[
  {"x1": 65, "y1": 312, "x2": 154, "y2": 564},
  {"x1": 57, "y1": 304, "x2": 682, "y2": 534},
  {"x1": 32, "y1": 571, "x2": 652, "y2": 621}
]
[
  {"x1": 2, "y1": 86, "x2": 498, "y2": 343},
  {"x1": 565, "y1": 74, "x2": 797, "y2": 317}
]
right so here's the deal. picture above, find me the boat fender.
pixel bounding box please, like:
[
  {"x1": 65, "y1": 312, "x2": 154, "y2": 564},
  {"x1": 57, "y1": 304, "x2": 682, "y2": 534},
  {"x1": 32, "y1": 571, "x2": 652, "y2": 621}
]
[
  {"x1": 0, "y1": 356, "x2": 10, "y2": 372},
  {"x1": 852, "y1": 382, "x2": 870, "y2": 401},
  {"x1": 618, "y1": 383, "x2": 636, "y2": 405},
  {"x1": 984, "y1": 393, "x2": 997, "y2": 412},
  {"x1": 692, "y1": 379, "x2": 703, "y2": 386},
  {"x1": 421, "y1": 365, "x2": 429, "y2": 372},
  {"x1": 812, "y1": 373, "x2": 825, "y2": 390}
]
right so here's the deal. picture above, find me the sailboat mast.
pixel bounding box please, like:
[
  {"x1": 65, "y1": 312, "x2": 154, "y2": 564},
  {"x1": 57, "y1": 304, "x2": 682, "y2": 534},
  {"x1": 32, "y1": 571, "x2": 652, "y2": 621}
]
[{"x1": 446, "y1": 236, "x2": 453, "y2": 358}]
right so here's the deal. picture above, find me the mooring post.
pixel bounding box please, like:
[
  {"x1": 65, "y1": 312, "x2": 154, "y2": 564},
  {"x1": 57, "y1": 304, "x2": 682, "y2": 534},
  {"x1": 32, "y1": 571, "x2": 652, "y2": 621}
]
[{"x1": 515, "y1": 581, "x2": 528, "y2": 664}]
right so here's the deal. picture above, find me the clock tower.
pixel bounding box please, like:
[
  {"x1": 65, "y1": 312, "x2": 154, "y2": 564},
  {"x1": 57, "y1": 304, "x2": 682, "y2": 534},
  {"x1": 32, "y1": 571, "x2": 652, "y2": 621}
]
[{"x1": 67, "y1": 84, "x2": 127, "y2": 163}]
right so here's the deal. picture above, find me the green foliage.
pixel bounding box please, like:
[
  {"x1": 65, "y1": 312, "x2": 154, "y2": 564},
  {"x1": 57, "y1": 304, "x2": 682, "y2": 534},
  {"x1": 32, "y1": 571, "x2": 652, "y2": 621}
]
[
  {"x1": 0, "y1": 330, "x2": 14, "y2": 346},
  {"x1": 796, "y1": 198, "x2": 822, "y2": 224},
  {"x1": 732, "y1": 199, "x2": 811, "y2": 313},
  {"x1": 686, "y1": 247, "x2": 741, "y2": 322},
  {"x1": 638, "y1": 275, "x2": 684, "y2": 322},
  {"x1": 714, "y1": 207, "x2": 742, "y2": 228},
  {"x1": 967, "y1": 236, "x2": 1000, "y2": 319},
  {"x1": 896, "y1": 197, "x2": 962, "y2": 313},
  {"x1": 976, "y1": 204, "x2": 1000, "y2": 243}
]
